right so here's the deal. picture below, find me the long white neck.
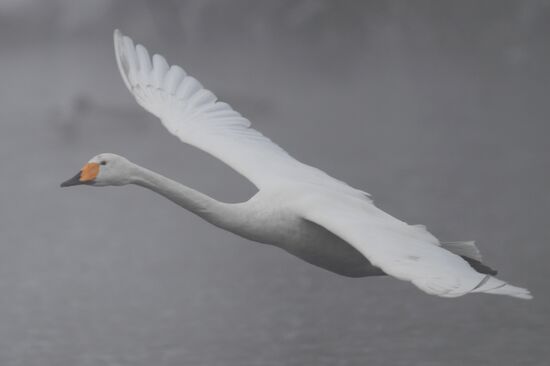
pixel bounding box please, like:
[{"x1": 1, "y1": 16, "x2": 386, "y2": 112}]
[{"x1": 131, "y1": 165, "x2": 242, "y2": 231}]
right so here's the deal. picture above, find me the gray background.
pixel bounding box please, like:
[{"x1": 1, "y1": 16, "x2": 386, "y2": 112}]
[{"x1": 0, "y1": 1, "x2": 549, "y2": 365}]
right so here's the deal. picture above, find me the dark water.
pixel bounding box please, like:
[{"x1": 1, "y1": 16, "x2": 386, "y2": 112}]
[{"x1": 0, "y1": 1, "x2": 548, "y2": 365}]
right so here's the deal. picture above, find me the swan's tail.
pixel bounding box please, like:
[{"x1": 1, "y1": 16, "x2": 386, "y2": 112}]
[
  {"x1": 470, "y1": 275, "x2": 532, "y2": 300},
  {"x1": 440, "y1": 241, "x2": 531, "y2": 299}
]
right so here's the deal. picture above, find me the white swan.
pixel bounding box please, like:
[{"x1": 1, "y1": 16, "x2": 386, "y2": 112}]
[{"x1": 61, "y1": 30, "x2": 531, "y2": 299}]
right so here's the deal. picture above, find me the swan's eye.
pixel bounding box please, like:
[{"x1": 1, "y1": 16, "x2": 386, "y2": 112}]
[{"x1": 100, "y1": 161, "x2": 107, "y2": 166}]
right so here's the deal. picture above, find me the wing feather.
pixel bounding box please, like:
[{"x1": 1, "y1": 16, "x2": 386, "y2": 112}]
[
  {"x1": 300, "y1": 193, "x2": 531, "y2": 298},
  {"x1": 114, "y1": 29, "x2": 334, "y2": 189}
]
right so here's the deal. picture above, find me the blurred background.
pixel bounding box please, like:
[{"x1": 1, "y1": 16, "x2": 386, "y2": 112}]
[{"x1": 0, "y1": 1, "x2": 549, "y2": 365}]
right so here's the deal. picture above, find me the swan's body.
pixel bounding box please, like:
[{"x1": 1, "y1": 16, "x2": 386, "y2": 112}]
[{"x1": 61, "y1": 30, "x2": 531, "y2": 299}]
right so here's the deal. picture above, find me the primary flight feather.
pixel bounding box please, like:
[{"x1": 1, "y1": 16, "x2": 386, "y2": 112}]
[{"x1": 61, "y1": 30, "x2": 531, "y2": 300}]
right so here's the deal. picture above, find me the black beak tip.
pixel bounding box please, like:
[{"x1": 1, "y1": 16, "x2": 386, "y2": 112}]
[{"x1": 60, "y1": 171, "x2": 83, "y2": 188}]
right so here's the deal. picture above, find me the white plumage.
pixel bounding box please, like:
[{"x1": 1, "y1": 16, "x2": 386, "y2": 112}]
[{"x1": 62, "y1": 30, "x2": 531, "y2": 300}]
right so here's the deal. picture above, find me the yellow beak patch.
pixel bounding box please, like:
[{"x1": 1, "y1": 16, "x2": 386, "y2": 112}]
[{"x1": 80, "y1": 162, "x2": 100, "y2": 182}]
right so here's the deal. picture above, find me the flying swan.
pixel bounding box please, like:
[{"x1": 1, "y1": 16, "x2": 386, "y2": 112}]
[{"x1": 61, "y1": 30, "x2": 531, "y2": 299}]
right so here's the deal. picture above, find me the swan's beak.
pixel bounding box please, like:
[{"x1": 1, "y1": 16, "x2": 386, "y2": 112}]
[
  {"x1": 60, "y1": 171, "x2": 83, "y2": 187},
  {"x1": 60, "y1": 162, "x2": 99, "y2": 187}
]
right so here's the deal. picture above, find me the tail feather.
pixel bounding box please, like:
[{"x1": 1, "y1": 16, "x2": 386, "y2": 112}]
[{"x1": 471, "y1": 275, "x2": 532, "y2": 300}]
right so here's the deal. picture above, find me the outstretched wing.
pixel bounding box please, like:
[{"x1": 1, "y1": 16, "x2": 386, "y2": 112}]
[
  {"x1": 299, "y1": 192, "x2": 532, "y2": 299},
  {"x1": 114, "y1": 30, "x2": 333, "y2": 189}
]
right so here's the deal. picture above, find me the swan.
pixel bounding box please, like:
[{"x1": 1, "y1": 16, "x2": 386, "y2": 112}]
[{"x1": 61, "y1": 30, "x2": 531, "y2": 299}]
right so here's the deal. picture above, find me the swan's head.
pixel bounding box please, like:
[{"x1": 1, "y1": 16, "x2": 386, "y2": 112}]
[{"x1": 60, "y1": 153, "x2": 135, "y2": 187}]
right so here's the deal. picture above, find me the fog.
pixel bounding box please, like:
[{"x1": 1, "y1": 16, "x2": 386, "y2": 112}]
[{"x1": 0, "y1": 1, "x2": 548, "y2": 365}]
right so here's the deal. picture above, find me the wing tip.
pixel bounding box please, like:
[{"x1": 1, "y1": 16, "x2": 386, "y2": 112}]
[
  {"x1": 113, "y1": 28, "x2": 133, "y2": 92},
  {"x1": 111, "y1": 28, "x2": 255, "y2": 137}
]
